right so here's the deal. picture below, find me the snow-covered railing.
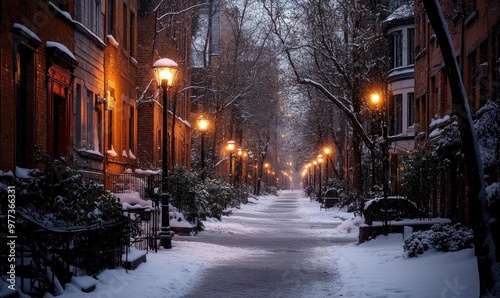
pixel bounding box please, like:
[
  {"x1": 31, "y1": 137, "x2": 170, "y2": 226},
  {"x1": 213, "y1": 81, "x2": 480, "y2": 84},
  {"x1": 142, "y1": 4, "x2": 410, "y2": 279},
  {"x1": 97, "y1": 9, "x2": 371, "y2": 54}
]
[{"x1": 108, "y1": 172, "x2": 162, "y2": 199}]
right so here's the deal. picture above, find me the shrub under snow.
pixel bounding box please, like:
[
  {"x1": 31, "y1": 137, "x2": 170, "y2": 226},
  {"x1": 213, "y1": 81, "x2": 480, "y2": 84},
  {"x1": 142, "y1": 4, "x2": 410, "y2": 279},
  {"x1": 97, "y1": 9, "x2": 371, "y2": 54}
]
[{"x1": 403, "y1": 223, "x2": 473, "y2": 258}]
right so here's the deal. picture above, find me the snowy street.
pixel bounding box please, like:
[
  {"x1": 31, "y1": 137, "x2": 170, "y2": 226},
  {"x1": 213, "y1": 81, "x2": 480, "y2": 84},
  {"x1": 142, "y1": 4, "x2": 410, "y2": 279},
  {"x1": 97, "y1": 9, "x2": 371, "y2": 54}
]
[
  {"x1": 48, "y1": 190, "x2": 479, "y2": 298},
  {"x1": 176, "y1": 191, "x2": 350, "y2": 297}
]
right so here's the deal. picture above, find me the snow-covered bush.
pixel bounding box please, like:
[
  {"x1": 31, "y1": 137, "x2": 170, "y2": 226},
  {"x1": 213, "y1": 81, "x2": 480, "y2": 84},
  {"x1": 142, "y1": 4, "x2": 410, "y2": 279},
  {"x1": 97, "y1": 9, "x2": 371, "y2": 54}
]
[
  {"x1": 13, "y1": 146, "x2": 123, "y2": 230},
  {"x1": 403, "y1": 223, "x2": 473, "y2": 258}
]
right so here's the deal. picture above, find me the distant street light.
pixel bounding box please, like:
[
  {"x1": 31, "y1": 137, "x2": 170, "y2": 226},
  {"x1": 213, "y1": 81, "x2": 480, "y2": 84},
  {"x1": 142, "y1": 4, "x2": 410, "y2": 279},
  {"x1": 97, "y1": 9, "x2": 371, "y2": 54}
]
[
  {"x1": 153, "y1": 57, "x2": 179, "y2": 249},
  {"x1": 227, "y1": 140, "x2": 236, "y2": 184},
  {"x1": 323, "y1": 147, "x2": 331, "y2": 187},
  {"x1": 197, "y1": 116, "x2": 209, "y2": 181},
  {"x1": 317, "y1": 154, "x2": 324, "y2": 203}
]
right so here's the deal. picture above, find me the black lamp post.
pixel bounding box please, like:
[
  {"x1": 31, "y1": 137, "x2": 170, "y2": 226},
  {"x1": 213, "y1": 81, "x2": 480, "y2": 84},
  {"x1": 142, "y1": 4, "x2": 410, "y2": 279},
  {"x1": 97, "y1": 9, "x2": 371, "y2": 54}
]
[
  {"x1": 317, "y1": 154, "x2": 324, "y2": 203},
  {"x1": 197, "y1": 116, "x2": 209, "y2": 181},
  {"x1": 153, "y1": 57, "x2": 178, "y2": 249},
  {"x1": 370, "y1": 92, "x2": 389, "y2": 226}
]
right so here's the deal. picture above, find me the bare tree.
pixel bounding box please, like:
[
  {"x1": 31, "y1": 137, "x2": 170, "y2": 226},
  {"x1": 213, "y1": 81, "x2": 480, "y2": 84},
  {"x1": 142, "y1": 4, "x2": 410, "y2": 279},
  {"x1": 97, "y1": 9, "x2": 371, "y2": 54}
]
[{"x1": 261, "y1": 0, "x2": 387, "y2": 195}]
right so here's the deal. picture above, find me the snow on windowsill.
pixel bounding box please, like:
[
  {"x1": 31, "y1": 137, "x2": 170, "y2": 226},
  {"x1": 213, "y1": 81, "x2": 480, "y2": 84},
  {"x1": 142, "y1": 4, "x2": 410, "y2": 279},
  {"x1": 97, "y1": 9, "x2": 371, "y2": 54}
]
[
  {"x1": 48, "y1": 2, "x2": 74, "y2": 22},
  {"x1": 107, "y1": 35, "x2": 119, "y2": 47},
  {"x1": 13, "y1": 23, "x2": 42, "y2": 43},
  {"x1": 107, "y1": 146, "x2": 118, "y2": 157},
  {"x1": 46, "y1": 41, "x2": 76, "y2": 60}
]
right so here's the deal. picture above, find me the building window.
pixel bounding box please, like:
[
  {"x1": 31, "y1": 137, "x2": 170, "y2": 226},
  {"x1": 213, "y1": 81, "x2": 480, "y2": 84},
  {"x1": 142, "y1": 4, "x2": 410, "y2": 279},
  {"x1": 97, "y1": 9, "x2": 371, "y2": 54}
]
[
  {"x1": 123, "y1": 3, "x2": 128, "y2": 50},
  {"x1": 407, "y1": 28, "x2": 414, "y2": 65},
  {"x1": 468, "y1": 50, "x2": 477, "y2": 110},
  {"x1": 107, "y1": 88, "x2": 115, "y2": 150},
  {"x1": 108, "y1": 0, "x2": 114, "y2": 35},
  {"x1": 494, "y1": 29, "x2": 500, "y2": 101},
  {"x1": 390, "y1": 30, "x2": 403, "y2": 68},
  {"x1": 15, "y1": 46, "x2": 34, "y2": 167},
  {"x1": 479, "y1": 41, "x2": 489, "y2": 106},
  {"x1": 390, "y1": 94, "x2": 403, "y2": 135},
  {"x1": 75, "y1": 88, "x2": 103, "y2": 152},
  {"x1": 107, "y1": 110, "x2": 113, "y2": 150},
  {"x1": 77, "y1": 0, "x2": 101, "y2": 35},
  {"x1": 407, "y1": 92, "x2": 414, "y2": 128},
  {"x1": 128, "y1": 105, "x2": 135, "y2": 152},
  {"x1": 130, "y1": 10, "x2": 136, "y2": 57}
]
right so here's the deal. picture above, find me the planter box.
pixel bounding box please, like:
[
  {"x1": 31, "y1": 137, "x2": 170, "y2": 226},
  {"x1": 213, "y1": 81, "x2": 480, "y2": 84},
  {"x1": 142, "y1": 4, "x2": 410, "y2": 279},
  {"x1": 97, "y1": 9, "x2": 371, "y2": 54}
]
[{"x1": 358, "y1": 218, "x2": 451, "y2": 244}]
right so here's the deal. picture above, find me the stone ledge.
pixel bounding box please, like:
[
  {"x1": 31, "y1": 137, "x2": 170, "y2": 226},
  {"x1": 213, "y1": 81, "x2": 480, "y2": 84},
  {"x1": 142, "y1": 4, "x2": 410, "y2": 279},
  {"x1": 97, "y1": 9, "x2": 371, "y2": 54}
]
[{"x1": 359, "y1": 219, "x2": 452, "y2": 244}]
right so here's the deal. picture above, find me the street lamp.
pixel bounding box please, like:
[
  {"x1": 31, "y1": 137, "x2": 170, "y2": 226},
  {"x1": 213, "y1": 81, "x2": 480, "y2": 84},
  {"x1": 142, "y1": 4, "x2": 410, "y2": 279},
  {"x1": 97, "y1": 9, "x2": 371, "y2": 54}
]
[
  {"x1": 153, "y1": 57, "x2": 179, "y2": 249},
  {"x1": 227, "y1": 140, "x2": 236, "y2": 184},
  {"x1": 197, "y1": 116, "x2": 209, "y2": 181},
  {"x1": 317, "y1": 154, "x2": 324, "y2": 203},
  {"x1": 369, "y1": 91, "x2": 389, "y2": 217},
  {"x1": 323, "y1": 147, "x2": 331, "y2": 187},
  {"x1": 313, "y1": 160, "x2": 317, "y2": 196},
  {"x1": 264, "y1": 162, "x2": 269, "y2": 184}
]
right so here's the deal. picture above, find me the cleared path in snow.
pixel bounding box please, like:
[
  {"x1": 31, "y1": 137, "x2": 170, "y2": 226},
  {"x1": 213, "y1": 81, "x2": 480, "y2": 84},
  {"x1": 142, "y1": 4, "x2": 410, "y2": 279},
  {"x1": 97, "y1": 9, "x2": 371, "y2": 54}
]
[{"x1": 176, "y1": 191, "x2": 350, "y2": 298}]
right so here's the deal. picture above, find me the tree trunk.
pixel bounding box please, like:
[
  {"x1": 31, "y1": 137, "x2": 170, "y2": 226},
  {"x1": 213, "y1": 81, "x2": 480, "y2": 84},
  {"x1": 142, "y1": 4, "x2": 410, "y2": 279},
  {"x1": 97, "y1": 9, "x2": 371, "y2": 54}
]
[{"x1": 422, "y1": 0, "x2": 500, "y2": 296}]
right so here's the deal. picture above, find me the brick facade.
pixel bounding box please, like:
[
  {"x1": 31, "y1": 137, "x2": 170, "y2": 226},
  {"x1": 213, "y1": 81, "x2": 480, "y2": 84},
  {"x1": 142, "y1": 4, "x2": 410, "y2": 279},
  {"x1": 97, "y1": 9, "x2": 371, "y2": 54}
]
[
  {"x1": 0, "y1": 0, "x2": 192, "y2": 191},
  {"x1": 414, "y1": 0, "x2": 500, "y2": 222},
  {"x1": 1, "y1": 0, "x2": 76, "y2": 172}
]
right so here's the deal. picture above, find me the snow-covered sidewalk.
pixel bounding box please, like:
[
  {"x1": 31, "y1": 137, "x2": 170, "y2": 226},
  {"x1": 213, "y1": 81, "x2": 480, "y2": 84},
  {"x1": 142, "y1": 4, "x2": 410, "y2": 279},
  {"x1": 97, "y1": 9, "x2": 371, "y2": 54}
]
[{"x1": 43, "y1": 191, "x2": 479, "y2": 297}]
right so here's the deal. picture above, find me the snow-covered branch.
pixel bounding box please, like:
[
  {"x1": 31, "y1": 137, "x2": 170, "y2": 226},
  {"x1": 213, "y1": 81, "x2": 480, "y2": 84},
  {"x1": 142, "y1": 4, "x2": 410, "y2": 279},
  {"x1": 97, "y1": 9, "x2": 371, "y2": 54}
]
[{"x1": 157, "y1": 3, "x2": 208, "y2": 21}]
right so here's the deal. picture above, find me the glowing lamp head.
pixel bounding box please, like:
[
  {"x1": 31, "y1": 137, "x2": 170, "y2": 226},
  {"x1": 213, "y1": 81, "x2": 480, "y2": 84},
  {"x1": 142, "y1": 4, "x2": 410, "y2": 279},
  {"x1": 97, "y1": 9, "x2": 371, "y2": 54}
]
[
  {"x1": 197, "y1": 117, "x2": 209, "y2": 132},
  {"x1": 324, "y1": 148, "x2": 331, "y2": 155},
  {"x1": 370, "y1": 92, "x2": 382, "y2": 106},
  {"x1": 227, "y1": 140, "x2": 236, "y2": 152},
  {"x1": 153, "y1": 58, "x2": 178, "y2": 88},
  {"x1": 317, "y1": 154, "x2": 324, "y2": 163}
]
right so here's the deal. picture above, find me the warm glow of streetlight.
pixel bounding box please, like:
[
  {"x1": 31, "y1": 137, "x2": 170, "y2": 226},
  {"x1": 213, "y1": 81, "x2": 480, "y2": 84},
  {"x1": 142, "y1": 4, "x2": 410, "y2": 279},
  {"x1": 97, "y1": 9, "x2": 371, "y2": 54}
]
[
  {"x1": 227, "y1": 140, "x2": 235, "y2": 151},
  {"x1": 317, "y1": 154, "x2": 324, "y2": 163},
  {"x1": 265, "y1": 163, "x2": 269, "y2": 168},
  {"x1": 153, "y1": 58, "x2": 178, "y2": 88},
  {"x1": 370, "y1": 92, "x2": 382, "y2": 106},
  {"x1": 197, "y1": 117, "x2": 209, "y2": 132},
  {"x1": 324, "y1": 147, "x2": 331, "y2": 155}
]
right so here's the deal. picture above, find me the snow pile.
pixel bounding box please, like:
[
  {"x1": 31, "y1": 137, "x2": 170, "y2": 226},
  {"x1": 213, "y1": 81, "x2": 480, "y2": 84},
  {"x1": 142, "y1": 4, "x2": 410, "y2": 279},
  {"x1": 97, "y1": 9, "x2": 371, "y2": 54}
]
[
  {"x1": 332, "y1": 216, "x2": 364, "y2": 234},
  {"x1": 329, "y1": 234, "x2": 479, "y2": 297}
]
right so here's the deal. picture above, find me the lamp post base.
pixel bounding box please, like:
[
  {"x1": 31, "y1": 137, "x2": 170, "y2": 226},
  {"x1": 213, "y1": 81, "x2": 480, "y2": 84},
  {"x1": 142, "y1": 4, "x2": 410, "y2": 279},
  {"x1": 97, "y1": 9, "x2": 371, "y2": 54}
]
[
  {"x1": 160, "y1": 194, "x2": 172, "y2": 249},
  {"x1": 160, "y1": 227, "x2": 172, "y2": 249}
]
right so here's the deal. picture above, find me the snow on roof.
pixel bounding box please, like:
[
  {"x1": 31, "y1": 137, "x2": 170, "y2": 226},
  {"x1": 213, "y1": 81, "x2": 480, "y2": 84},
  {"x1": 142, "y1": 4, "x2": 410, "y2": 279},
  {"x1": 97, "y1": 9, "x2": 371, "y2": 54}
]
[
  {"x1": 13, "y1": 23, "x2": 42, "y2": 43},
  {"x1": 46, "y1": 41, "x2": 76, "y2": 60},
  {"x1": 385, "y1": 3, "x2": 414, "y2": 22}
]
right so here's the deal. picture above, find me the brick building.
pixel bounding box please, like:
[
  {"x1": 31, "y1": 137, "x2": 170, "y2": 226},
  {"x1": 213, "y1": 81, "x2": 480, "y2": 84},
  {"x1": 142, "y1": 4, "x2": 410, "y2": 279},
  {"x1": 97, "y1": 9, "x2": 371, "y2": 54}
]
[
  {"x1": 414, "y1": 0, "x2": 500, "y2": 222},
  {"x1": 1, "y1": 0, "x2": 192, "y2": 190},
  {"x1": 136, "y1": 0, "x2": 193, "y2": 171},
  {"x1": 0, "y1": 0, "x2": 77, "y2": 172}
]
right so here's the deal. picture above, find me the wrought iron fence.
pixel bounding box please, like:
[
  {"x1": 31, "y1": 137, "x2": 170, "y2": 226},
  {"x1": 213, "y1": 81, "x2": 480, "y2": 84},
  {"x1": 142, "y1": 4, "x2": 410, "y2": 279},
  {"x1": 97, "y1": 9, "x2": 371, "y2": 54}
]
[
  {"x1": 108, "y1": 173, "x2": 162, "y2": 199},
  {"x1": 1, "y1": 213, "x2": 127, "y2": 297},
  {"x1": 108, "y1": 172, "x2": 163, "y2": 252}
]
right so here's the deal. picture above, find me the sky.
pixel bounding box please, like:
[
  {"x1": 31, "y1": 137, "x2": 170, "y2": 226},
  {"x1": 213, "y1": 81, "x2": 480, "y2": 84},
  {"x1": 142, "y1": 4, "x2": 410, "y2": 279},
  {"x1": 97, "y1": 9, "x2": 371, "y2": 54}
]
[{"x1": 3, "y1": 191, "x2": 477, "y2": 298}]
